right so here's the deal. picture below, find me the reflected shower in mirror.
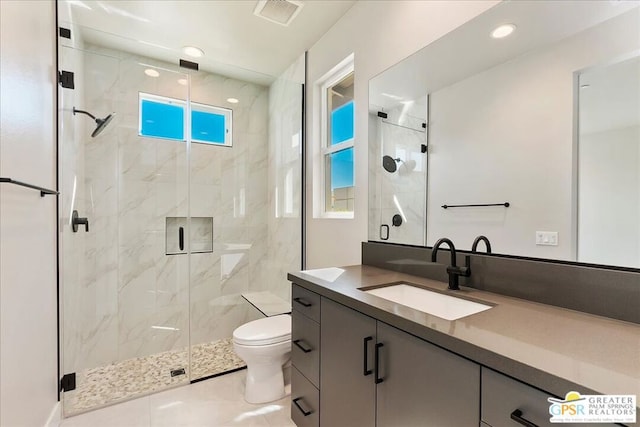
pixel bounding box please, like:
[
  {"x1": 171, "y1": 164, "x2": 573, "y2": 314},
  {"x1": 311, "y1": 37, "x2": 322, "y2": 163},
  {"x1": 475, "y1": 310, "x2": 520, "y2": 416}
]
[
  {"x1": 368, "y1": 0, "x2": 640, "y2": 268},
  {"x1": 368, "y1": 96, "x2": 428, "y2": 246}
]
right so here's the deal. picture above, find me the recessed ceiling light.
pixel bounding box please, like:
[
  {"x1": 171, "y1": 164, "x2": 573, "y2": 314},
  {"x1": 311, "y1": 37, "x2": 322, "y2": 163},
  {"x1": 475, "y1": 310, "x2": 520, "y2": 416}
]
[
  {"x1": 177, "y1": 78, "x2": 188, "y2": 86},
  {"x1": 144, "y1": 68, "x2": 160, "y2": 77},
  {"x1": 227, "y1": 98, "x2": 239, "y2": 104},
  {"x1": 182, "y1": 46, "x2": 204, "y2": 58},
  {"x1": 491, "y1": 24, "x2": 516, "y2": 39}
]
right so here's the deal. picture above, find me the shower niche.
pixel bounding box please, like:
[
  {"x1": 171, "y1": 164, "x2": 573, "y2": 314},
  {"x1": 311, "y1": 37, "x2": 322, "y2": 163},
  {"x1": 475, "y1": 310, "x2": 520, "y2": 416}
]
[
  {"x1": 368, "y1": 96, "x2": 428, "y2": 246},
  {"x1": 57, "y1": 8, "x2": 303, "y2": 416},
  {"x1": 165, "y1": 217, "x2": 213, "y2": 255}
]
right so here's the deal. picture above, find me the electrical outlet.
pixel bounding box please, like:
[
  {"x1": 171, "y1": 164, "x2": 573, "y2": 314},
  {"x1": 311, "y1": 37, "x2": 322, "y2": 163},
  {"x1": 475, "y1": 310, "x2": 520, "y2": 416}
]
[{"x1": 536, "y1": 231, "x2": 558, "y2": 246}]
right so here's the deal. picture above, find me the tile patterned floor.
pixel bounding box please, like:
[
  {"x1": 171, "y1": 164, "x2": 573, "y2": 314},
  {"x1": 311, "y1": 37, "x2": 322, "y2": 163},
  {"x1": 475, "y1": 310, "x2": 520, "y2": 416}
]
[
  {"x1": 60, "y1": 369, "x2": 296, "y2": 427},
  {"x1": 65, "y1": 338, "x2": 246, "y2": 416}
]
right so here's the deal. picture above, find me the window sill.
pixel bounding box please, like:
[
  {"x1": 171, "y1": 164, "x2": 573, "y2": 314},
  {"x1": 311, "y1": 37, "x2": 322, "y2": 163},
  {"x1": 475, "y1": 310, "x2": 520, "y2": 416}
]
[{"x1": 319, "y1": 212, "x2": 354, "y2": 220}]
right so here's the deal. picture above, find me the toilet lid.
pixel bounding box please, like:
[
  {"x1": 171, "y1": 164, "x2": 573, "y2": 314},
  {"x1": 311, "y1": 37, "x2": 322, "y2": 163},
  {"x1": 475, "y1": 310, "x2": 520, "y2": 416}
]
[{"x1": 233, "y1": 314, "x2": 291, "y2": 346}]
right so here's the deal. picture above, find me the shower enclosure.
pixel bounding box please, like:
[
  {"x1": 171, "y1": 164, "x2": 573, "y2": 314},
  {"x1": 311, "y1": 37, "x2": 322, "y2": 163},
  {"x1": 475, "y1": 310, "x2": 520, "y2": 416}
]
[
  {"x1": 58, "y1": 22, "x2": 302, "y2": 416},
  {"x1": 368, "y1": 96, "x2": 428, "y2": 245}
]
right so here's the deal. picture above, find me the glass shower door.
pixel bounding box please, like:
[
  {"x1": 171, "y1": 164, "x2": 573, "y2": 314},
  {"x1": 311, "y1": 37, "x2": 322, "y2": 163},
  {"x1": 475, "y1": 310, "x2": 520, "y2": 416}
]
[{"x1": 58, "y1": 38, "x2": 191, "y2": 415}]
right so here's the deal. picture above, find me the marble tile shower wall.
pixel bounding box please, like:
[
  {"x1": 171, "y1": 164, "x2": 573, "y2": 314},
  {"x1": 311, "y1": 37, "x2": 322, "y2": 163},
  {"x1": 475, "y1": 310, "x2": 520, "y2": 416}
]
[
  {"x1": 368, "y1": 99, "x2": 428, "y2": 246},
  {"x1": 265, "y1": 55, "x2": 304, "y2": 302},
  {"x1": 65, "y1": 45, "x2": 277, "y2": 373}
]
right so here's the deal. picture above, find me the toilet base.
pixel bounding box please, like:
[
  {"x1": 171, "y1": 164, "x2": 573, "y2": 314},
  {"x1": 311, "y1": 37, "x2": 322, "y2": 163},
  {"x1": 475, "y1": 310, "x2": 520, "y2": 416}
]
[{"x1": 244, "y1": 360, "x2": 289, "y2": 404}]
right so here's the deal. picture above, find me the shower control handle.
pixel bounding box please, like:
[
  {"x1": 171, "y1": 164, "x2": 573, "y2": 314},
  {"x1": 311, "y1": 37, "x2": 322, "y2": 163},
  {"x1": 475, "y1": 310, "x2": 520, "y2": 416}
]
[
  {"x1": 72, "y1": 210, "x2": 89, "y2": 232},
  {"x1": 178, "y1": 227, "x2": 184, "y2": 251}
]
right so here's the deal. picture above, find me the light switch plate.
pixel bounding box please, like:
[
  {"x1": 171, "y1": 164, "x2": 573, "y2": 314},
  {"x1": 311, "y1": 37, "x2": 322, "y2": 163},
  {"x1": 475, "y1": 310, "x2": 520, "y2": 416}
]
[{"x1": 536, "y1": 231, "x2": 558, "y2": 246}]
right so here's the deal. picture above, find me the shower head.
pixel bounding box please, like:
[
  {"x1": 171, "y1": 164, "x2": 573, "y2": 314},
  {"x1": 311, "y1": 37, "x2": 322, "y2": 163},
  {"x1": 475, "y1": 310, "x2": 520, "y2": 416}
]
[
  {"x1": 92, "y1": 113, "x2": 115, "y2": 137},
  {"x1": 382, "y1": 155, "x2": 400, "y2": 173},
  {"x1": 383, "y1": 155, "x2": 417, "y2": 174},
  {"x1": 73, "y1": 107, "x2": 115, "y2": 137}
]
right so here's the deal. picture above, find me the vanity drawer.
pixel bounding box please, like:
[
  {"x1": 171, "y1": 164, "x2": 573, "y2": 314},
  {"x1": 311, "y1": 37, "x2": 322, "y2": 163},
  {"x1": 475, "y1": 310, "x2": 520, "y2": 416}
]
[
  {"x1": 292, "y1": 309, "x2": 320, "y2": 388},
  {"x1": 482, "y1": 368, "x2": 618, "y2": 427},
  {"x1": 292, "y1": 284, "x2": 320, "y2": 322},
  {"x1": 291, "y1": 366, "x2": 319, "y2": 427}
]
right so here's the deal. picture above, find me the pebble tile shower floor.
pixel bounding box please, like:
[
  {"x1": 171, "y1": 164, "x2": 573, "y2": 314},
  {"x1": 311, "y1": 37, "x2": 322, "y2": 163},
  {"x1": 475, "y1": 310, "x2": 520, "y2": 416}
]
[{"x1": 65, "y1": 338, "x2": 245, "y2": 416}]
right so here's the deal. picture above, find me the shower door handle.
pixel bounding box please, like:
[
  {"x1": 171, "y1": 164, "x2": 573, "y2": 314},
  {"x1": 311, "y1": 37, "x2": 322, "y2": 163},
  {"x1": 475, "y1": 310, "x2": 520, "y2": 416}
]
[
  {"x1": 380, "y1": 224, "x2": 389, "y2": 240},
  {"x1": 72, "y1": 210, "x2": 89, "y2": 232},
  {"x1": 178, "y1": 227, "x2": 184, "y2": 251}
]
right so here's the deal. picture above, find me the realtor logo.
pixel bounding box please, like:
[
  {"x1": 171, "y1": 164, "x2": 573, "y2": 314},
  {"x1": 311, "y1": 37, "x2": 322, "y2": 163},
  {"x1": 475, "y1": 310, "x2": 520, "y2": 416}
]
[{"x1": 548, "y1": 391, "x2": 636, "y2": 423}]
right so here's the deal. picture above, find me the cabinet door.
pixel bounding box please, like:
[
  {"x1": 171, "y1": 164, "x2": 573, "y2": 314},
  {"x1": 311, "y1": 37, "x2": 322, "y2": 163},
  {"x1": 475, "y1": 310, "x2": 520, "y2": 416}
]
[
  {"x1": 291, "y1": 367, "x2": 320, "y2": 427},
  {"x1": 320, "y1": 298, "x2": 377, "y2": 427},
  {"x1": 376, "y1": 322, "x2": 480, "y2": 427},
  {"x1": 292, "y1": 310, "x2": 320, "y2": 388}
]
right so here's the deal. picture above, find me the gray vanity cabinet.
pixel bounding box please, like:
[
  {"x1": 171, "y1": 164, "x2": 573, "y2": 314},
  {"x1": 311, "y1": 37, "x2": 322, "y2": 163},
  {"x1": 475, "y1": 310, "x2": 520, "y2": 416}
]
[
  {"x1": 291, "y1": 284, "x2": 321, "y2": 427},
  {"x1": 320, "y1": 297, "x2": 377, "y2": 427},
  {"x1": 376, "y1": 321, "x2": 480, "y2": 427},
  {"x1": 319, "y1": 296, "x2": 480, "y2": 427}
]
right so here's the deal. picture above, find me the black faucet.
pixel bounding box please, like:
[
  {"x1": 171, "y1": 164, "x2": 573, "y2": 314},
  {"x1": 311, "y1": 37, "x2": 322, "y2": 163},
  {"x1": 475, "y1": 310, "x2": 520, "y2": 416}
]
[
  {"x1": 471, "y1": 235, "x2": 492, "y2": 253},
  {"x1": 431, "y1": 238, "x2": 470, "y2": 290}
]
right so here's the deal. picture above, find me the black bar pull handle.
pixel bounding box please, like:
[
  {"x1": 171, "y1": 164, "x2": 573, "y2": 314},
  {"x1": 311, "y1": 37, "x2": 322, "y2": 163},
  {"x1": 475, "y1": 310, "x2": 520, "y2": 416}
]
[
  {"x1": 374, "y1": 342, "x2": 384, "y2": 384},
  {"x1": 363, "y1": 336, "x2": 373, "y2": 376},
  {"x1": 293, "y1": 339, "x2": 312, "y2": 353},
  {"x1": 292, "y1": 397, "x2": 312, "y2": 416},
  {"x1": 510, "y1": 409, "x2": 539, "y2": 427},
  {"x1": 293, "y1": 297, "x2": 312, "y2": 308},
  {"x1": 178, "y1": 226, "x2": 184, "y2": 251}
]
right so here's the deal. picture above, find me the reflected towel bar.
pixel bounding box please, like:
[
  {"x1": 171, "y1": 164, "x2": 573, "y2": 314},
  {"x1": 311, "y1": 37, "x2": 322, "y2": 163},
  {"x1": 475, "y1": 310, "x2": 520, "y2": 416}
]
[
  {"x1": 442, "y1": 202, "x2": 509, "y2": 209},
  {"x1": 0, "y1": 177, "x2": 59, "y2": 197}
]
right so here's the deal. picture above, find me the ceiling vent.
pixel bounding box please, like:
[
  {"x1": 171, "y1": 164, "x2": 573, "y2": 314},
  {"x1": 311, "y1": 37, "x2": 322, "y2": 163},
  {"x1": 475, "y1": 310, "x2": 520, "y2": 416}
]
[{"x1": 253, "y1": 0, "x2": 303, "y2": 26}]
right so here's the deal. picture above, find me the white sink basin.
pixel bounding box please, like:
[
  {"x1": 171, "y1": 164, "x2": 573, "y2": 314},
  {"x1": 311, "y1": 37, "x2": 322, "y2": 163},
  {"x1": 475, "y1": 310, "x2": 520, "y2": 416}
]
[{"x1": 362, "y1": 283, "x2": 492, "y2": 321}]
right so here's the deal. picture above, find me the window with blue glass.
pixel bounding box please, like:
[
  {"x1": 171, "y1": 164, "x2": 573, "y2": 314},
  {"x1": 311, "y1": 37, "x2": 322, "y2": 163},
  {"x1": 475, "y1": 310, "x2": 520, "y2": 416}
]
[
  {"x1": 330, "y1": 101, "x2": 354, "y2": 146},
  {"x1": 140, "y1": 96, "x2": 185, "y2": 141},
  {"x1": 322, "y1": 69, "x2": 354, "y2": 214},
  {"x1": 139, "y1": 93, "x2": 232, "y2": 146},
  {"x1": 191, "y1": 102, "x2": 232, "y2": 146}
]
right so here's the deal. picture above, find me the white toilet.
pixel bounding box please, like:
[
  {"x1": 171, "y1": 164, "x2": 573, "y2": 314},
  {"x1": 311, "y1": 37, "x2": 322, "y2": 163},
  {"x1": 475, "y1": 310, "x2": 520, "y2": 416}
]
[{"x1": 232, "y1": 314, "x2": 291, "y2": 404}]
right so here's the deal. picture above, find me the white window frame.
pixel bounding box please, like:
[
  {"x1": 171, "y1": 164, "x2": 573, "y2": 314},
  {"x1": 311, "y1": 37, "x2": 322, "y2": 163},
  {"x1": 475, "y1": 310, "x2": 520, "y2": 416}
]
[{"x1": 314, "y1": 54, "x2": 355, "y2": 219}]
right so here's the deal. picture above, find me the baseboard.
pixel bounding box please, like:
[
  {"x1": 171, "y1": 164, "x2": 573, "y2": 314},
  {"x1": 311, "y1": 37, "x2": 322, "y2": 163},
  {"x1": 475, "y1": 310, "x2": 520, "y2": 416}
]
[{"x1": 44, "y1": 402, "x2": 61, "y2": 427}]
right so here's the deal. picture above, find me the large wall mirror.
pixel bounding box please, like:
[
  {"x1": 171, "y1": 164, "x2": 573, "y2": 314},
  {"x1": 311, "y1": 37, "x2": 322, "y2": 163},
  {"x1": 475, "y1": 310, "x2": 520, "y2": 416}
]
[{"x1": 368, "y1": 0, "x2": 640, "y2": 269}]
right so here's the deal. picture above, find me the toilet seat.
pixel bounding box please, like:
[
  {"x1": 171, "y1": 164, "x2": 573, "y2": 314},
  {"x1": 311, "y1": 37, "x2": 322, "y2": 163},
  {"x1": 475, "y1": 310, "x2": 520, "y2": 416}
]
[{"x1": 233, "y1": 314, "x2": 291, "y2": 346}]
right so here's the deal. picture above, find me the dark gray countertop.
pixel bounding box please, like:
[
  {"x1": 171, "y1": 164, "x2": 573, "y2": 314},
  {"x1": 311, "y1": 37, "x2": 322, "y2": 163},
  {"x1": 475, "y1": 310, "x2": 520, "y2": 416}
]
[{"x1": 288, "y1": 265, "x2": 640, "y2": 400}]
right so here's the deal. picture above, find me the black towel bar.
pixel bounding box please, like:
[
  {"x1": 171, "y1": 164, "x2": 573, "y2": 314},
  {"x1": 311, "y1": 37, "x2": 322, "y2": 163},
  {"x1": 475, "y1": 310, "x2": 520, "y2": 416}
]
[
  {"x1": 442, "y1": 202, "x2": 509, "y2": 209},
  {"x1": 0, "y1": 177, "x2": 59, "y2": 197}
]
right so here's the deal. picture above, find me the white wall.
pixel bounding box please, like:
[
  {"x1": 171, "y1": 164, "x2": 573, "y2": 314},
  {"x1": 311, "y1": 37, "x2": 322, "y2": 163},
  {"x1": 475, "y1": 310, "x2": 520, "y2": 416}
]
[
  {"x1": 305, "y1": 0, "x2": 498, "y2": 268},
  {"x1": 579, "y1": 125, "x2": 640, "y2": 267},
  {"x1": 0, "y1": 1, "x2": 58, "y2": 426}
]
